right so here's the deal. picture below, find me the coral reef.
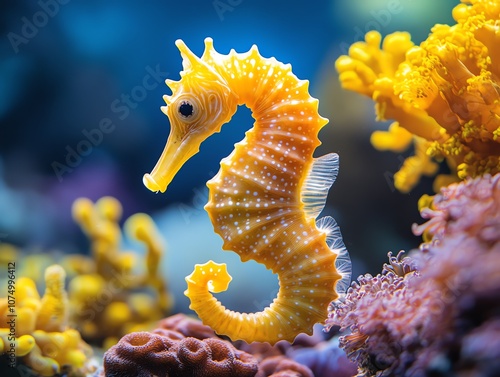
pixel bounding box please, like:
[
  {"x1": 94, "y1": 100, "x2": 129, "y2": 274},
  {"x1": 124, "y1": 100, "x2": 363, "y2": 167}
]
[
  {"x1": 0, "y1": 265, "x2": 95, "y2": 376},
  {"x1": 335, "y1": 0, "x2": 500, "y2": 192},
  {"x1": 69, "y1": 196, "x2": 173, "y2": 347},
  {"x1": 327, "y1": 174, "x2": 500, "y2": 376},
  {"x1": 232, "y1": 326, "x2": 356, "y2": 377},
  {"x1": 102, "y1": 313, "x2": 336, "y2": 377},
  {"x1": 0, "y1": 196, "x2": 173, "y2": 358}
]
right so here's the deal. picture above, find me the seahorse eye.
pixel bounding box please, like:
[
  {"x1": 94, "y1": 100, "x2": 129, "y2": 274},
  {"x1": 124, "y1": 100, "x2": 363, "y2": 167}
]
[{"x1": 179, "y1": 101, "x2": 194, "y2": 118}]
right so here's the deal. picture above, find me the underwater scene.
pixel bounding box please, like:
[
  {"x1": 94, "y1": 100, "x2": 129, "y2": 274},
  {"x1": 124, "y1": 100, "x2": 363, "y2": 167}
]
[{"x1": 1, "y1": 0, "x2": 500, "y2": 376}]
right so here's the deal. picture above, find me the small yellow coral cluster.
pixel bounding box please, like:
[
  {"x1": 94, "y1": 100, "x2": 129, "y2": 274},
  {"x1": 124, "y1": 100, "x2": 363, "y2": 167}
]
[
  {"x1": 0, "y1": 265, "x2": 93, "y2": 376},
  {"x1": 0, "y1": 196, "x2": 172, "y2": 359},
  {"x1": 336, "y1": 0, "x2": 500, "y2": 193},
  {"x1": 70, "y1": 196, "x2": 173, "y2": 348}
]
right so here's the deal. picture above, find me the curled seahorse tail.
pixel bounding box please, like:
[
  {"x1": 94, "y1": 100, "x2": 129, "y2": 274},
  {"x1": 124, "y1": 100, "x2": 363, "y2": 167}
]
[{"x1": 185, "y1": 254, "x2": 341, "y2": 344}]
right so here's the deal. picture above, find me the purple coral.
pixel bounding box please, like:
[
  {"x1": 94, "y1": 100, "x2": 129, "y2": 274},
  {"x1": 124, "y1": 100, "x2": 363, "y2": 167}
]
[
  {"x1": 288, "y1": 336, "x2": 357, "y2": 377},
  {"x1": 326, "y1": 251, "x2": 422, "y2": 376},
  {"x1": 328, "y1": 174, "x2": 500, "y2": 376}
]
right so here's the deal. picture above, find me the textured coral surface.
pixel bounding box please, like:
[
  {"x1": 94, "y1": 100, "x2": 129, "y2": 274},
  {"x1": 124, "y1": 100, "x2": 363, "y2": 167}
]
[
  {"x1": 103, "y1": 314, "x2": 330, "y2": 377},
  {"x1": 336, "y1": 0, "x2": 500, "y2": 193},
  {"x1": 328, "y1": 174, "x2": 500, "y2": 376}
]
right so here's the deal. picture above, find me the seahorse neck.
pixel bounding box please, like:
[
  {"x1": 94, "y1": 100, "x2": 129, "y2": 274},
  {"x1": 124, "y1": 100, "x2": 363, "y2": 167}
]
[{"x1": 212, "y1": 49, "x2": 303, "y2": 114}]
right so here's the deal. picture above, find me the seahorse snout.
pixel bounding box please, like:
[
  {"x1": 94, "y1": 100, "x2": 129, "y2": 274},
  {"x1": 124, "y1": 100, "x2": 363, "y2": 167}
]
[
  {"x1": 143, "y1": 129, "x2": 203, "y2": 194},
  {"x1": 142, "y1": 173, "x2": 163, "y2": 193}
]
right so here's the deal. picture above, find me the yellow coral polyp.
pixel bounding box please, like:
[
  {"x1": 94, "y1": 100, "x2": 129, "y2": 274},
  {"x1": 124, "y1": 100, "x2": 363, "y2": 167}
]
[
  {"x1": 102, "y1": 302, "x2": 132, "y2": 331},
  {"x1": 125, "y1": 213, "x2": 163, "y2": 275},
  {"x1": 31, "y1": 329, "x2": 88, "y2": 369},
  {"x1": 16, "y1": 307, "x2": 38, "y2": 336},
  {"x1": 24, "y1": 344, "x2": 60, "y2": 377},
  {"x1": 394, "y1": 138, "x2": 439, "y2": 193},
  {"x1": 16, "y1": 334, "x2": 36, "y2": 356},
  {"x1": 68, "y1": 274, "x2": 106, "y2": 303},
  {"x1": 0, "y1": 332, "x2": 35, "y2": 356},
  {"x1": 36, "y1": 265, "x2": 68, "y2": 332},
  {"x1": 336, "y1": 0, "x2": 500, "y2": 192},
  {"x1": 370, "y1": 123, "x2": 413, "y2": 152}
]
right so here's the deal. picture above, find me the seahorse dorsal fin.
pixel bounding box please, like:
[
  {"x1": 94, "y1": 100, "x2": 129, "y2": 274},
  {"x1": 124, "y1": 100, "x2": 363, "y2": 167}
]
[
  {"x1": 301, "y1": 153, "x2": 339, "y2": 219},
  {"x1": 316, "y1": 215, "x2": 351, "y2": 295}
]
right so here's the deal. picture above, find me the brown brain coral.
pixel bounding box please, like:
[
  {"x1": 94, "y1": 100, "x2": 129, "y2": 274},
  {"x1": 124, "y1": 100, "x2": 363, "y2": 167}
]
[
  {"x1": 103, "y1": 329, "x2": 258, "y2": 377},
  {"x1": 157, "y1": 313, "x2": 217, "y2": 340},
  {"x1": 103, "y1": 313, "x2": 320, "y2": 377}
]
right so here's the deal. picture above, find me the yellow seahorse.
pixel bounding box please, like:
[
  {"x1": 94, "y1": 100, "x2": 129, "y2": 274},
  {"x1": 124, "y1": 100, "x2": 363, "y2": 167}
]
[{"x1": 143, "y1": 38, "x2": 350, "y2": 344}]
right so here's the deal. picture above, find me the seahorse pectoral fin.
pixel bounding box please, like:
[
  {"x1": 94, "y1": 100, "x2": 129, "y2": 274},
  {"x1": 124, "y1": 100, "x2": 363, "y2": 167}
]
[{"x1": 143, "y1": 130, "x2": 203, "y2": 193}]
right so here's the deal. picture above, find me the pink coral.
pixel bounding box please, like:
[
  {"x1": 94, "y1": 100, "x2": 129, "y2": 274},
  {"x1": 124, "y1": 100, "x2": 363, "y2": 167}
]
[
  {"x1": 329, "y1": 174, "x2": 500, "y2": 376},
  {"x1": 256, "y1": 356, "x2": 313, "y2": 377},
  {"x1": 326, "y1": 252, "x2": 422, "y2": 376},
  {"x1": 413, "y1": 174, "x2": 500, "y2": 243},
  {"x1": 288, "y1": 337, "x2": 357, "y2": 377}
]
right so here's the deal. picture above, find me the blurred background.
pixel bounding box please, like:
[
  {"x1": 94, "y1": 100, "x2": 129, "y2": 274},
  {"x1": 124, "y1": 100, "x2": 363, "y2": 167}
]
[{"x1": 0, "y1": 0, "x2": 457, "y2": 312}]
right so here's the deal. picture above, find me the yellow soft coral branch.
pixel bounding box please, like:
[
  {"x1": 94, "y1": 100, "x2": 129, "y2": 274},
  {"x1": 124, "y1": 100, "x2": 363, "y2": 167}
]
[
  {"x1": 335, "y1": 0, "x2": 500, "y2": 193},
  {"x1": 124, "y1": 213, "x2": 174, "y2": 312},
  {"x1": 70, "y1": 197, "x2": 172, "y2": 347},
  {"x1": 371, "y1": 122, "x2": 413, "y2": 152},
  {"x1": 394, "y1": 137, "x2": 439, "y2": 193},
  {"x1": 36, "y1": 265, "x2": 68, "y2": 332},
  {"x1": 0, "y1": 332, "x2": 35, "y2": 356},
  {"x1": 72, "y1": 197, "x2": 134, "y2": 281}
]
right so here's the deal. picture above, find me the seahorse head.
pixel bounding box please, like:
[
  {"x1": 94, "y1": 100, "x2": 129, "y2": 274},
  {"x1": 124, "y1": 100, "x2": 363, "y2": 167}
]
[{"x1": 143, "y1": 38, "x2": 238, "y2": 193}]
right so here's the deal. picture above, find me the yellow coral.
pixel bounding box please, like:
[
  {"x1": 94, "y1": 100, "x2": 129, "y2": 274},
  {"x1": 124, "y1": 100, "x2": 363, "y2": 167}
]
[
  {"x1": 70, "y1": 197, "x2": 172, "y2": 346},
  {"x1": 0, "y1": 332, "x2": 35, "y2": 356},
  {"x1": 23, "y1": 344, "x2": 60, "y2": 377},
  {"x1": 36, "y1": 265, "x2": 68, "y2": 332},
  {"x1": 336, "y1": 0, "x2": 500, "y2": 192},
  {"x1": 0, "y1": 265, "x2": 94, "y2": 377},
  {"x1": 0, "y1": 197, "x2": 171, "y2": 373},
  {"x1": 32, "y1": 328, "x2": 90, "y2": 369},
  {"x1": 125, "y1": 213, "x2": 174, "y2": 312},
  {"x1": 72, "y1": 197, "x2": 134, "y2": 281}
]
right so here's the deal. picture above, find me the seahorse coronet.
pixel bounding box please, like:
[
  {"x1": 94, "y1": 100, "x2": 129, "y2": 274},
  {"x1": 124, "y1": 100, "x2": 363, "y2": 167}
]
[{"x1": 145, "y1": 38, "x2": 350, "y2": 344}]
